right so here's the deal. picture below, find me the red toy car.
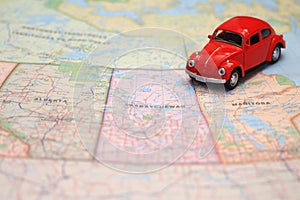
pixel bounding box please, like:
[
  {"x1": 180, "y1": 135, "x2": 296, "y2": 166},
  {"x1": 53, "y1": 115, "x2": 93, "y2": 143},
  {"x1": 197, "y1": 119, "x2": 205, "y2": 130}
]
[{"x1": 185, "y1": 16, "x2": 286, "y2": 90}]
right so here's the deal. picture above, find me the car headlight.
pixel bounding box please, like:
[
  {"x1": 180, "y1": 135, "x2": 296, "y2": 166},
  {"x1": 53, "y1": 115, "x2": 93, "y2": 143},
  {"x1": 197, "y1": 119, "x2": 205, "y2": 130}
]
[
  {"x1": 218, "y1": 68, "x2": 226, "y2": 76},
  {"x1": 188, "y1": 59, "x2": 195, "y2": 67}
]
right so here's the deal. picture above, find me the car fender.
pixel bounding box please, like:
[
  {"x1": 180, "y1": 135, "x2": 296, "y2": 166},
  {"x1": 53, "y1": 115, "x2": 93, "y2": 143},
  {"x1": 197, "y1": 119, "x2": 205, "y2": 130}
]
[
  {"x1": 266, "y1": 35, "x2": 286, "y2": 62},
  {"x1": 222, "y1": 59, "x2": 245, "y2": 80}
]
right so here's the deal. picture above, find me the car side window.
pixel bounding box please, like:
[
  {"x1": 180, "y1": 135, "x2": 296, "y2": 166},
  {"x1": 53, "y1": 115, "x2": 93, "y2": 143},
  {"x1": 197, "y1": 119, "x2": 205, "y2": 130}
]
[
  {"x1": 250, "y1": 33, "x2": 260, "y2": 46},
  {"x1": 261, "y1": 28, "x2": 271, "y2": 39}
]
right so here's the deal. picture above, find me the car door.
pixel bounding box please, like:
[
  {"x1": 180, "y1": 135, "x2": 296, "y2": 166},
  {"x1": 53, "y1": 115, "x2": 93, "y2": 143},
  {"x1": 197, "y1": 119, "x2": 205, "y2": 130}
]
[
  {"x1": 260, "y1": 28, "x2": 272, "y2": 61},
  {"x1": 244, "y1": 32, "x2": 265, "y2": 70}
]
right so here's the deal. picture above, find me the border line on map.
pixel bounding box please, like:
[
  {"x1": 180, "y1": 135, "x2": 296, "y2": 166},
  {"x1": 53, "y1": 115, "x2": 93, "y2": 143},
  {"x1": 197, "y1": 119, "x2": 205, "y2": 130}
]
[{"x1": 91, "y1": 67, "x2": 114, "y2": 160}]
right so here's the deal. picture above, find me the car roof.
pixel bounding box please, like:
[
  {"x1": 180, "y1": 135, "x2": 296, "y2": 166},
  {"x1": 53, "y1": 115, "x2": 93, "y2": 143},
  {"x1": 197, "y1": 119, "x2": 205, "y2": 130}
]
[{"x1": 216, "y1": 16, "x2": 272, "y2": 38}]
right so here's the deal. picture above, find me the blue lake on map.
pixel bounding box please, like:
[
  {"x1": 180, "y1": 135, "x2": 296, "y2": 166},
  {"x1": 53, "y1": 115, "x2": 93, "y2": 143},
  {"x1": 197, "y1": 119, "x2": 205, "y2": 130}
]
[{"x1": 238, "y1": 114, "x2": 286, "y2": 148}]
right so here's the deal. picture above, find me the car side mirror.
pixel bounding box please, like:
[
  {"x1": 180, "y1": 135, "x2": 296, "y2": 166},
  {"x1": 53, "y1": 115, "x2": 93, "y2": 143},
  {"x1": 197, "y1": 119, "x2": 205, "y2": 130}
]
[{"x1": 208, "y1": 35, "x2": 212, "y2": 39}]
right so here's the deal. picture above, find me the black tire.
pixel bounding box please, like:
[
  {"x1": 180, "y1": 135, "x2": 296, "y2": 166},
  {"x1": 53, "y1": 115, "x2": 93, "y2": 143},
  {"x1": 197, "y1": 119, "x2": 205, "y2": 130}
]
[
  {"x1": 270, "y1": 44, "x2": 281, "y2": 64},
  {"x1": 225, "y1": 69, "x2": 240, "y2": 90}
]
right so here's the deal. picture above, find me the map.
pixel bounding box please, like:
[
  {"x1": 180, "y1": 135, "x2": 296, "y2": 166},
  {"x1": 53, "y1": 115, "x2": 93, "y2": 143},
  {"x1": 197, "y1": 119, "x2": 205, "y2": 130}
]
[{"x1": 0, "y1": 0, "x2": 300, "y2": 199}]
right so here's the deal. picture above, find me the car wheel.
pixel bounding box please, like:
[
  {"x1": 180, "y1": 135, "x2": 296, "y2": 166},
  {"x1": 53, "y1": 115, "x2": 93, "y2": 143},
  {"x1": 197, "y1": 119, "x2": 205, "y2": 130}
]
[
  {"x1": 270, "y1": 44, "x2": 281, "y2": 64},
  {"x1": 225, "y1": 69, "x2": 240, "y2": 90}
]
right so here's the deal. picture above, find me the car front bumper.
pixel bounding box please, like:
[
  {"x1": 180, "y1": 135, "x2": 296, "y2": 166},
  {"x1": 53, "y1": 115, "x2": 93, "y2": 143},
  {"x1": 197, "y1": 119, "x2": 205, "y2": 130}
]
[{"x1": 185, "y1": 68, "x2": 226, "y2": 84}]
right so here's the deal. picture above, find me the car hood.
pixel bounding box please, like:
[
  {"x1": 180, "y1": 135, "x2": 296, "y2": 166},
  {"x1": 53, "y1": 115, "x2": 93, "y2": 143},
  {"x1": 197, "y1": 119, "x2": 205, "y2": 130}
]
[{"x1": 189, "y1": 41, "x2": 242, "y2": 77}]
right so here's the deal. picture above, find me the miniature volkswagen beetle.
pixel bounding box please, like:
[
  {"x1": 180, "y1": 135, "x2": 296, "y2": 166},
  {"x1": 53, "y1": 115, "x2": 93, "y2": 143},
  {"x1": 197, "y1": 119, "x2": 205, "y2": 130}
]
[{"x1": 185, "y1": 16, "x2": 286, "y2": 90}]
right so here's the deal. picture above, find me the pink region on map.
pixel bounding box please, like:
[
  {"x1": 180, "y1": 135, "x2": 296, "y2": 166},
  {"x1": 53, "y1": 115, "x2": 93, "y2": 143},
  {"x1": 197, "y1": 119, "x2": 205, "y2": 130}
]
[
  {"x1": 0, "y1": 62, "x2": 18, "y2": 87},
  {"x1": 0, "y1": 129, "x2": 29, "y2": 157}
]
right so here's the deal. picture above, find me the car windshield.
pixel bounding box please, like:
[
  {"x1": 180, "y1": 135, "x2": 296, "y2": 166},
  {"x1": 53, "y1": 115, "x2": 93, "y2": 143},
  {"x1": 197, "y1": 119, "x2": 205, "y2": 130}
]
[{"x1": 213, "y1": 30, "x2": 242, "y2": 47}]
